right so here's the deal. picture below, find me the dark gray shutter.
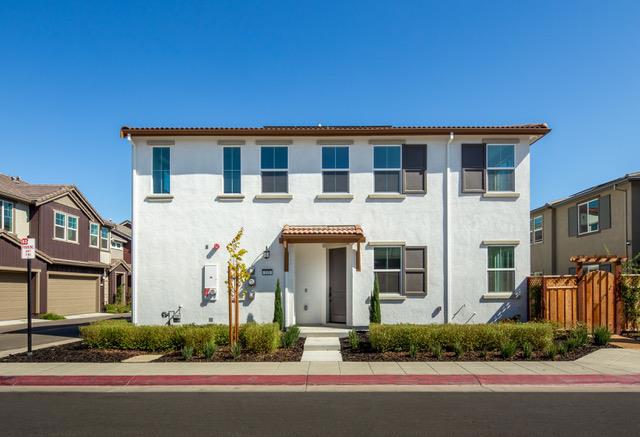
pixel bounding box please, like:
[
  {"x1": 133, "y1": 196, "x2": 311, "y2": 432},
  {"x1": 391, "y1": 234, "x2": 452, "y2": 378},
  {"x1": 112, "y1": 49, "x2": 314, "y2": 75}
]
[
  {"x1": 568, "y1": 205, "x2": 578, "y2": 237},
  {"x1": 404, "y1": 246, "x2": 427, "y2": 295},
  {"x1": 461, "y1": 144, "x2": 486, "y2": 192},
  {"x1": 402, "y1": 145, "x2": 427, "y2": 193},
  {"x1": 600, "y1": 195, "x2": 611, "y2": 229}
]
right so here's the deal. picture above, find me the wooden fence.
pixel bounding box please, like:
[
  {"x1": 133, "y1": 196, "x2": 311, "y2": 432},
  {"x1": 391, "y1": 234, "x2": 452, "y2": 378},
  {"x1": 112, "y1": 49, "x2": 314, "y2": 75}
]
[{"x1": 528, "y1": 271, "x2": 627, "y2": 333}]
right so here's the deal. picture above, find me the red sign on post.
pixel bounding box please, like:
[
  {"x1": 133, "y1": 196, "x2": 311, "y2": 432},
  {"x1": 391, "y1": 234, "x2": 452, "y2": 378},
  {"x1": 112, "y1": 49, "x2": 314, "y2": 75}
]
[{"x1": 20, "y1": 238, "x2": 36, "y2": 259}]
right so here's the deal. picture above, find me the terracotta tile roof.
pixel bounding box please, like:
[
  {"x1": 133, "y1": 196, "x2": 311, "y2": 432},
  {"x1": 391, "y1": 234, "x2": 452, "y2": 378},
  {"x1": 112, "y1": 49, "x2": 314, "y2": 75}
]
[
  {"x1": 121, "y1": 124, "x2": 550, "y2": 138},
  {"x1": 280, "y1": 225, "x2": 365, "y2": 242},
  {"x1": 0, "y1": 174, "x2": 70, "y2": 203}
]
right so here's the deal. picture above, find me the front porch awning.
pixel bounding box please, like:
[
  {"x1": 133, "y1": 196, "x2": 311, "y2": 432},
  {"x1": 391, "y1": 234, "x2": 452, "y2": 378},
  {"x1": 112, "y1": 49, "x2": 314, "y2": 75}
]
[{"x1": 279, "y1": 225, "x2": 366, "y2": 272}]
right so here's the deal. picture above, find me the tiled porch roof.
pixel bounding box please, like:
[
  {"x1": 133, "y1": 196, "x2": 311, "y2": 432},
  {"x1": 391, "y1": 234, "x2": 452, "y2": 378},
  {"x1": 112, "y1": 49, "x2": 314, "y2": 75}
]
[{"x1": 279, "y1": 225, "x2": 366, "y2": 243}]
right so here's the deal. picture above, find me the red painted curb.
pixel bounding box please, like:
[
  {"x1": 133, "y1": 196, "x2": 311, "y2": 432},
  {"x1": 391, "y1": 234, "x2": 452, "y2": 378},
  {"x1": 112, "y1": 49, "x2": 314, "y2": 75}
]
[{"x1": 2, "y1": 374, "x2": 640, "y2": 387}]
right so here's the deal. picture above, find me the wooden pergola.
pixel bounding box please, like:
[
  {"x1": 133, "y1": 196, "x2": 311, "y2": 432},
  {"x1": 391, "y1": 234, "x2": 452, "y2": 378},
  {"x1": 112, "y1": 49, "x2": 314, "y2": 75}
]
[
  {"x1": 278, "y1": 225, "x2": 366, "y2": 272},
  {"x1": 569, "y1": 255, "x2": 628, "y2": 277}
]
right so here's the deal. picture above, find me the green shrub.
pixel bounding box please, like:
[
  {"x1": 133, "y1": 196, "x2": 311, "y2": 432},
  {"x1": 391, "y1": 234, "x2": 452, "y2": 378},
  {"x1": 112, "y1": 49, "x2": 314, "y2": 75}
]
[
  {"x1": 281, "y1": 326, "x2": 300, "y2": 349},
  {"x1": 543, "y1": 343, "x2": 557, "y2": 360},
  {"x1": 500, "y1": 341, "x2": 517, "y2": 359},
  {"x1": 273, "y1": 279, "x2": 284, "y2": 330},
  {"x1": 522, "y1": 342, "x2": 533, "y2": 359},
  {"x1": 369, "y1": 322, "x2": 554, "y2": 353},
  {"x1": 430, "y1": 344, "x2": 443, "y2": 360},
  {"x1": 230, "y1": 342, "x2": 242, "y2": 359},
  {"x1": 409, "y1": 342, "x2": 418, "y2": 358},
  {"x1": 556, "y1": 342, "x2": 568, "y2": 356},
  {"x1": 181, "y1": 345, "x2": 194, "y2": 360},
  {"x1": 479, "y1": 348, "x2": 488, "y2": 359},
  {"x1": 569, "y1": 324, "x2": 589, "y2": 348},
  {"x1": 175, "y1": 325, "x2": 228, "y2": 354},
  {"x1": 240, "y1": 323, "x2": 280, "y2": 354},
  {"x1": 369, "y1": 276, "x2": 381, "y2": 324},
  {"x1": 348, "y1": 330, "x2": 360, "y2": 350},
  {"x1": 593, "y1": 326, "x2": 611, "y2": 346},
  {"x1": 452, "y1": 342, "x2": 464, "y2": 359},
  {"x1": 203, "y1": 340, "x2": 217, "y2": 359},
  {"x1": 39, "y1": 312, "x2": 65, "y2": 320},
  {"x1": 105, "y1": 303, "x2": 131, "y2": 314},
  {"x1": 565, "y1": 337, "x2": 579, "y2": 351}
]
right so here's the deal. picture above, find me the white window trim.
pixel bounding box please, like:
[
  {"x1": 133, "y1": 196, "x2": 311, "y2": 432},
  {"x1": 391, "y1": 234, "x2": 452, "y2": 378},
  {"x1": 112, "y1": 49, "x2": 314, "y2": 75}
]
[
  {"x1": 486, "y1": 144, "x2": 515, "y2": 193},
  {"x1": 373, "y1": 246, "x2": 403, "y2": 294},
  {"x1": 53, "y1": 210, "x2": 79, "y2": 244},
  {"x1": 530, "y1": 215, "x2": 543, "y2": 244},
  {"x1": 321, "y1": 146, "x2": 350, "y2": 194},
  {"x1": 577, "y1": 198, "x2": 599, "y2": 235},
  {"x1": 486, "y1": 245, "x2": 516, "y2": 293},
  {"x1": 89, "y1": 222, "x2": 100, "y2": 248},
  {"x1": 0, "y1": 199, "x2": 14, "y2": 233},
  {"x1": 260, "y1": 146, "x2": 289, "y2": 193},
  {"x1": 111, "y1": 239, "x2": 123, "y2": 250},
  {"x1": 151, "y1": 146, "x2": 172, "y2": 195},
  {"x1": 222, "y1": 146, "x2": 242, "y2": 195},
  {"x1": 100, "y1": 227, "x2": 110, "y2": 251},
  {"x1": 372, "y1": 145, "x2": 402, "y2": 193}
]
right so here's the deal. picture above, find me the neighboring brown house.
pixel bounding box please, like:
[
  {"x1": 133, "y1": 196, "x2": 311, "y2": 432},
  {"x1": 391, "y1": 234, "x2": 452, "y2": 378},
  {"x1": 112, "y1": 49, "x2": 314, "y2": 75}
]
[
  {"x1": 0, "y1": 173, "x2": 130, "y2": 321},
  {"x1": 106, "y1": 220, "x2": 132, "y2": 305},
  {"x1": 530, "y1": 172, "x2": 640, "y2": 275}
]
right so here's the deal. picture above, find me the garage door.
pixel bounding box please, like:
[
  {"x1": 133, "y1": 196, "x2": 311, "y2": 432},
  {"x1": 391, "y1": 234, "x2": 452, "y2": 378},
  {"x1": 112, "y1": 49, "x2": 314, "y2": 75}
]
[
  {"x1": 48, "y1": 274, "x2": 99, "y2": 315},
  {"x1": 0, "y1": 271, "x2": 28, "y2": 321}
]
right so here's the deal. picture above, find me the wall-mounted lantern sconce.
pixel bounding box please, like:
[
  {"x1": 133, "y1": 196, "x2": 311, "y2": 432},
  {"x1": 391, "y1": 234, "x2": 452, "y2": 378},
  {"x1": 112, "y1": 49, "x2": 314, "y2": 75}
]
[{"x1": 263, "y1": 247, "x2": 271, "y2": 259}]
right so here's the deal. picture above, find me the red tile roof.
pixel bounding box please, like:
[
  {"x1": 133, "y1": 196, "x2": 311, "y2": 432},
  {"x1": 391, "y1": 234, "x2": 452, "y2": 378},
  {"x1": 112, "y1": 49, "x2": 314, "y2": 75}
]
[{"x1": 280, "y1": 225, "x2": 365, "y2": 243}]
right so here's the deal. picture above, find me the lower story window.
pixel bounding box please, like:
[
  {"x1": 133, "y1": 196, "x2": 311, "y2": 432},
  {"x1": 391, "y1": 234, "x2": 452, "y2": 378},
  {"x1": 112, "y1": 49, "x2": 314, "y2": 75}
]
[
  {"x1": 487, "y1": 246, "x2": 515, "y2": 293},
  {"x1": 373, "y1": 247, "x2": 401, "y2": 293}
]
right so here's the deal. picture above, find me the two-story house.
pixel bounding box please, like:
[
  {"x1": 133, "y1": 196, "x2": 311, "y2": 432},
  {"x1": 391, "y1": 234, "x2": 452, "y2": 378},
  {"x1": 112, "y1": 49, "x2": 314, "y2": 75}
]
[
  {"x1": 531, "y1": 172, "x2": 640, "y2": 275},
  {"x1": 107, "y1": 220, "x2": 132, "y2": 305},
  {"x1": 123, "y1": 124, "x2": 550, "y2": 327},
  {"x1": 0, "y1": 173, "x2": 122, "y2": 320}
]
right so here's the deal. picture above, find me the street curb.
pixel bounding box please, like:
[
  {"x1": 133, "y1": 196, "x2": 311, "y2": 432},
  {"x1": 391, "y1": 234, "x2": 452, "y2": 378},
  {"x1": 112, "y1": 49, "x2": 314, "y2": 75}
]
[{"x1": 2, "y1": 373, "x2": 640, "y2": 387}]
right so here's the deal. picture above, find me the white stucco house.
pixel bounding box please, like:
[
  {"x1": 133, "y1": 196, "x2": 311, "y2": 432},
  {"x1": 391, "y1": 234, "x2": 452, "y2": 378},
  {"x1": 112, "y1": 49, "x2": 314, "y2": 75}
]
[{"x1": 123, "y1": 124, "x2": 551, "y2": 327}]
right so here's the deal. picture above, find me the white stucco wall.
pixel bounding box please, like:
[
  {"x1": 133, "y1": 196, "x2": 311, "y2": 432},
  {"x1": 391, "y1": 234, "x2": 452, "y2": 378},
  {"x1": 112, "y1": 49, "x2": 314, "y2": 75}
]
[{"x1": 131, "y1": 135, "x2": 531, "y2": 326}]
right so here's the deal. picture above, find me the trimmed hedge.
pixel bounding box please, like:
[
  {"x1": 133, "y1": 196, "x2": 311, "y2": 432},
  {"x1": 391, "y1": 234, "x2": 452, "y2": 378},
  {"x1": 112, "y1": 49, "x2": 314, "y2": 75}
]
[
  {"x1": 80, "y1": 320, "x2": 281, "y2": 354},
  {"x1": 369, "y1": 322, "x2": 554, "y2": 353}
]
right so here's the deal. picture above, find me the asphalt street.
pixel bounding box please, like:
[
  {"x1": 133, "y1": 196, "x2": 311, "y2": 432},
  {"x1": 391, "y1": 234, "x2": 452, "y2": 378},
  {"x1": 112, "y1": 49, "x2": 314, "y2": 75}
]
[
  {"x1": 1, "y1": 392, "x2": 638, "y2": 436},
  {"x1": 0, "y1": 315, "x2": 129, "y2": 352}
]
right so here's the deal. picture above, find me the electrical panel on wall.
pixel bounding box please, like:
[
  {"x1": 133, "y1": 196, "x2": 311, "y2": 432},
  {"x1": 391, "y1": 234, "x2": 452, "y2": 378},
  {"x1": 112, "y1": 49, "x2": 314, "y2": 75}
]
[{"x1": 203, "y1": 264, "x2": 218, "y2": 302}]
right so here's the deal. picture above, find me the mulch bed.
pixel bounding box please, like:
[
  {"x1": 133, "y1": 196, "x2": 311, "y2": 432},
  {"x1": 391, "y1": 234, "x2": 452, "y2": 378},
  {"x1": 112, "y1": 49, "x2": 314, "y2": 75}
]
[
  {"x1": 155, "y1": 338, "x2": 305, "y2": 362},
  {"x1": 0, "y1": 342, "x2": 144, "y2": 363},
  {"x1": 621, "y1": 331, "x2": 640, "y2": 341},
  {"x1": 340, "y1": 331, "x2": 614, "y2": 362}
]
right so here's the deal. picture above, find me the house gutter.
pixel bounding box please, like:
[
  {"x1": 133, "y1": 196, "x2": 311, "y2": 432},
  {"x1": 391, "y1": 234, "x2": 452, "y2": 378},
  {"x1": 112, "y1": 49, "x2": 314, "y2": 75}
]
[
  {"x1": 444, "y1": 132, "x2": 454, "y2": 323},
  {"x1": 126, "y1": 134, "x2": 138, "y2": 324}
]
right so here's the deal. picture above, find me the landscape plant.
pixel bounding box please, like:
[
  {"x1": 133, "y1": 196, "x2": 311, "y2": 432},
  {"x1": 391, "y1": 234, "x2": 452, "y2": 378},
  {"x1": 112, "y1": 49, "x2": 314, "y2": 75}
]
[
  {"x1": 369, "y1": 276, "x2": 381, "y2": 324},
  {"x1": 273, "y1": 279, "x2": 284, "y2": 330},
  {"x1": 226, "y1": 228, "x2": 251, "y2": 346},
  {"x1": 522, "y1": 342, "x2": 533, "y2": 359},
  {"x1": 500, "y1": 340, "x2": 517, "y2": 359},
  {"x1": 181, "y1": 345, "x2": 194, "y2": 361},
  {"x1": 348, "y1": 330, "x2": 360, "y2": 350},
  {"x1": 593, "y1": 326, "x2": 611, "y2": 346},
  {"x1": 39, "y1": 312, "x2": 65, "y2": 320},
  {"x1": 203, "y1": 340, "x2": 217, "y2": 359},
  {"x1": 281, "y1": 325, "x2": 300, "y2": 348}
]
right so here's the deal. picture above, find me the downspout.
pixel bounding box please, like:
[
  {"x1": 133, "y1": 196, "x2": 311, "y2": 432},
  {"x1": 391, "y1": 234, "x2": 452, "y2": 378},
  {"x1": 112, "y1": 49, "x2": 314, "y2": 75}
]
[
  {"x1": 444, "y1": 132, "x2": 454, "y2": 323},
  {"x1": 126, "y1": 134, "x2": 137, "y2": 324},
  {"x1": 614, "y1": 184, "x2": 630, "y2": 260}
]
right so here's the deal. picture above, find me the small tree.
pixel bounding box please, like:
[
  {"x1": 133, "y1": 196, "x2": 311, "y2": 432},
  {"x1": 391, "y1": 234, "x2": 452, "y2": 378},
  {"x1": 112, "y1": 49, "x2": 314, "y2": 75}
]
[
  {"x1": 273, "y1": 279, "x2": 284, "y2": 330},
  {"x1": 226, "y1": 228, "x2": 251, "y2": 346},
  {"x1": 369, "y1": 275, "x2": 381, "y2": 324}
]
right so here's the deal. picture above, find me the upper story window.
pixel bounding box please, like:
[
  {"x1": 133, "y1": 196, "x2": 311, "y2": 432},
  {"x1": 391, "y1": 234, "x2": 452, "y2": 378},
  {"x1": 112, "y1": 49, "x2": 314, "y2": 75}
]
[
  {"x1": 487, "y1": 246, "x2": 515, "y2": 293},
  {"x1": 530, "y1": 215, "x2": 543, "y2": 244},
  {"x1": 261, "y1": 147, "x2": 288, "y2": 193},
  {"x1": 373, "y1": 247, "x2": 402, "y2": 294},
  {"x1": 152, "y1": 147, "x2": 171, "y2": 194},
  {"x1": 487, "y1": 145, "x2": 515, "y2": 192},
  {"x1": 322, "y1": 146, "x2": 349, "y2": 193},
  {"x1": 111, "y1": 239, "x2": 123, "y2": 250},
  {"x1": 223, "y1": 147, "x2": 241, "y2": 194},
  {"x1": 373, "y1": 146, "x2": 401, "y2": 193},
  {"x1": 101, "y1": 227, "x2": 110, "y2": 250},
  {"x1": 1, "y1": 199, "x2": 13, "y2": 232},
  {"x1": 89, "y1": 223, "x2": 99, "y2": 248},
  {"x1": 54, "y1": 211, "x2": 79, "y2": 243},
  {"x1": 578, "y1": 198, "x2": 599, "y2": 235}
]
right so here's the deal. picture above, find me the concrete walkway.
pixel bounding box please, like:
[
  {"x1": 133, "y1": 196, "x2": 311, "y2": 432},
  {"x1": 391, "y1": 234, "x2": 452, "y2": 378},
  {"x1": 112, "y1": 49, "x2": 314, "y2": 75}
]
[{"x1": 299, "y1": 326, "x2": 348, "y2": 362}]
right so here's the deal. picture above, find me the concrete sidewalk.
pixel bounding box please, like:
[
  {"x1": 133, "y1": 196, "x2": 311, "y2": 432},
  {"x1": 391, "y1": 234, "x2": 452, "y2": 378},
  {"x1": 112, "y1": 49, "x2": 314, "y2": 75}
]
[{"x1": 1, "y1": 349, "x2": 639, "y2": 391}]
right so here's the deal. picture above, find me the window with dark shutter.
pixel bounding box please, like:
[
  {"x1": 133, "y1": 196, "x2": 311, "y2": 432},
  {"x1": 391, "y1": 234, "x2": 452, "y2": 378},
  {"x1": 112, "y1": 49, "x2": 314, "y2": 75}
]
[
  {"x1": 461, "y1": 144, "x2": 486, "y2": 193},
  {"x1": 402, "y1": 145, "x2": 427, "y2": 193},
  {"x1": 404, "y1": 246, "x2": 427, "y2": 295},
  {"x1": 568, "y1": 205, "x2": 578, "y2": 237},
  {"x1": 600, "y1": 195, "x2": 611, "y2": 230}
]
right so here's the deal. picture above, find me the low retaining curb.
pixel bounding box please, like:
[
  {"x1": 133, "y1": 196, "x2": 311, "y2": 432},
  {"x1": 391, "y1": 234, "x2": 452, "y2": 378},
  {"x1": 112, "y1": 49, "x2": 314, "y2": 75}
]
[{"x1": 2, "y1": 374, "x2": 640, "y2": 387}]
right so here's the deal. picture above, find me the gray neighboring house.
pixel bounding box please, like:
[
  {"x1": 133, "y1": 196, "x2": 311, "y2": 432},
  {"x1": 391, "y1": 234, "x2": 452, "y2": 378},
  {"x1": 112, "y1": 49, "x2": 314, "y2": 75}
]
[{"x1": 530, "y1": 172, "x2": 640, "y2": 275}]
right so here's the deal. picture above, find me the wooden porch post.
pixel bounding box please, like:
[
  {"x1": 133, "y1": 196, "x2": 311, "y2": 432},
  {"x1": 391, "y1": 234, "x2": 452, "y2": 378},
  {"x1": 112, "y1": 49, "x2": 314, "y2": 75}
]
[
  {"x1": 356, "y1": 241, "x2": 361, "y2": 272},
  {"x1": 614, "y1": 260, "x2": 624, "y2": 334},
  {"x1": 283, "y1": 241, "x2": 289, "y2": 272}
]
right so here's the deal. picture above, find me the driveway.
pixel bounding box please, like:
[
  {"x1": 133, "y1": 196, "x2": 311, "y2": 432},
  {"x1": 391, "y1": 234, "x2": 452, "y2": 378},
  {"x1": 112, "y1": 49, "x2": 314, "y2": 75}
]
[{"x1": 0, "y1": 314, "x2": 129, "y2": 353}]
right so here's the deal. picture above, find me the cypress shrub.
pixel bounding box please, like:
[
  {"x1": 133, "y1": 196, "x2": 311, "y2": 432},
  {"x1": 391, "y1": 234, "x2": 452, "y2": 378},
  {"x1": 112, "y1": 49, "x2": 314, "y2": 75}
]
[
  {"x1": 273, "y1": 279, "x2": 284, "y2": 330},
  {"x1": 369, "y1": 276, "x2": 382, "y2": 324}
]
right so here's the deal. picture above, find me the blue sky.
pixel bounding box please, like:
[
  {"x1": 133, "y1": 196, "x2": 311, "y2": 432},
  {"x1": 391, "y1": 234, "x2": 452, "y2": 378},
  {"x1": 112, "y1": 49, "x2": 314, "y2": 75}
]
[{"x1": 1, "y1": 0, "x2": 638, "y2": 222}]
